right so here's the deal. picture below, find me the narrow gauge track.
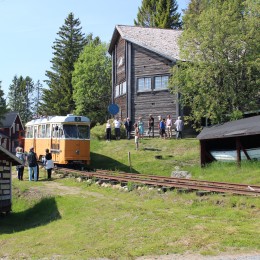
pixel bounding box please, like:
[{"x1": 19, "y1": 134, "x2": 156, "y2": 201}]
[{"x1": 56, "y1": 168, "x2": 260, "y2": 197}]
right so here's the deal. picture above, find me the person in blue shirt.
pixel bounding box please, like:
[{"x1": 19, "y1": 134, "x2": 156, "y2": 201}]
[{"x1": 159, "y1": 118, "x2": 166, "y2": 139}]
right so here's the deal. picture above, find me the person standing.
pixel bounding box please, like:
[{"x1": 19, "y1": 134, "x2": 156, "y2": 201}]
[
  {"x1": 113, "y1": 117, "x2": 121, "y2": 140},
  {"x1": 134, "y1": 123, "x2": 140, "y2": 150},
  {"x1": 124, "y1": 117, "x2": 132, "y2": 140},
  {"x1": 138, "y1": 117, "x2": 144, "y2": 139},
  {"x1": 45, "y1": 149, "x2": 54, "y2": 180},
  {"x1": 174, "y1": 116, "x2": 184, "y2": 139},
  {"x1": 147, "y1": 114, "x2": 154, "y2": 138},
  {"x1": 105, "y1": 120, "x2": 111, "y2": 142},
  {"x1": 27, "y1": 147, "x2": 38, "y2": 181},
  {"x1": 159, "y1": 118, "x2": 166, "y2": 139},
  {"x1": 15, "y1": 147, "x2": 26, "y2": 180},
  {"x1": 166, "y1": 114, "x2": 173, "y2": 138}
]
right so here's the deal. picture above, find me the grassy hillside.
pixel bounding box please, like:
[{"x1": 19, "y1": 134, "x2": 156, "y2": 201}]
[
  {"x1": 90, "y1": 136, "x2": 260, "y2": 185},
  {"x1": 0, "y1": 136, "x2": 259, "y2": 259}
]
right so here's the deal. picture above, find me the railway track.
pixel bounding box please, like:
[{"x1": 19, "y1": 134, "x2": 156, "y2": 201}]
[{"x1": 56, "y1": 167, "x2": 260, "y2": 197}]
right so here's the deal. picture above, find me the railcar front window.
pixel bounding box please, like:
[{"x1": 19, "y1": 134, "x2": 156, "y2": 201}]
[
  {"x1": 78, "y1": 125, "x2": 90, "y2": 139},
  {"x1": 63, "y1": 125, "x2": 90, "y2": 139},
  {"x1": 63, "y1": 125, "x2": 78, "y2": 138}
]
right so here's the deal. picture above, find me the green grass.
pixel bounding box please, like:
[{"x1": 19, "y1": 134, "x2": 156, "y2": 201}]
[{"x1": 0, "y1": 137, "x2": 260, "y2": 259}]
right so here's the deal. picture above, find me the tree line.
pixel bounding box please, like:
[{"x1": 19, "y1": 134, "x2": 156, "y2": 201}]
[{"x1": 0, "y1": 0, "x2": 259, "y2": 130}]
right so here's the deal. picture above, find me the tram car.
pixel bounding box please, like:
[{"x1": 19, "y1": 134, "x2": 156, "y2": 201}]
[{"x1": 24, "y1": 114, "x2": 91, "y2": 166}]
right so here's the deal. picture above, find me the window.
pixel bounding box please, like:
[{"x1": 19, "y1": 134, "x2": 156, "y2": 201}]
[
  {"x1": 46, "y1": 124, "x2": 51, "y2": 138},
  {"x1": 115, "y1": 81, "x2": 126, "y2": 97},
  {"x1": 137, "y1": 77, "x2": 152, "y2": 92},
  {"x1": 25, "y1": 126, "x2": 33, "y2": 138},
  {"x1": 154, "y1": 76, "x2": 169, "y2": 90},
  {"x1": 115, "y1": 85, "x2": 119, "y2": 97}
]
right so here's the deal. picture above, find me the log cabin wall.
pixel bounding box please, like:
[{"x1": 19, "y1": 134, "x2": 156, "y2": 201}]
[
  {"x1": 113, "y1": 37, "x2": 127, "y2": 120},
  {"x1": 0, "y1": 160, "x2": 12, "y2": 213},
  {"x1": 130, "y1": 43, "x2": 178, "y2": 127},
  {"x1": 115, "y1": 37, "x2": 126, "y2": 84}
]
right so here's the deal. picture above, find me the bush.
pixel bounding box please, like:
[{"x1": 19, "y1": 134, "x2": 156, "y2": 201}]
[{"x1": 91, "y1": 122, "x2": 126, "y2": 140}]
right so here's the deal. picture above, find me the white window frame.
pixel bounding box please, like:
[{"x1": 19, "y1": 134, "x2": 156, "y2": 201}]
[
  {"x1": 137, "y1": 77, "x2": 152, "y2": 92},
  {"x1": 154, "y1": 75, "x2": 169, "y2": 90},
  {"x1": 115, "y1": 81, "x2": 126, "y2": 97}
]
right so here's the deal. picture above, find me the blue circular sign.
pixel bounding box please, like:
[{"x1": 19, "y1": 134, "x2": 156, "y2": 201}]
[{"x1": 108, "y1": 104, "x2": 119, "y2": 115}]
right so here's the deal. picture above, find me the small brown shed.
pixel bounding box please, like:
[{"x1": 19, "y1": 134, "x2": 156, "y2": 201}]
[
  {"x1": 197, "y1": 115, "x2": 260, "y2": 166},
  {"x1": 0, "y1": 145, "x2": 22, "y2": 213}
]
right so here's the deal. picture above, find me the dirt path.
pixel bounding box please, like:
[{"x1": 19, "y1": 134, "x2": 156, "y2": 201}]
[{"x1": 28, "y1": 180, "x2": 105, "y2": 198}]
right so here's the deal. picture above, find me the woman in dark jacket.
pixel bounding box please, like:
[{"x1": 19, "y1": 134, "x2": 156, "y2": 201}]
[{"x1": 45, "y1": 149, "x2": 54, "y2": 179}]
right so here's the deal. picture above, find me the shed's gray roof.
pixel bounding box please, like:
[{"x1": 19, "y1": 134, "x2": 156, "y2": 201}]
[
  {"x1": 108, "y1": 25, "x2": 183, "y2": 61},
  {"x1": 0, "y1": 145, "x2": 23, "y2": 165},
  {"x1": 0, "y1": 132, "x2": 9, "y2": 139},
  {"x1": 0, "y1": 112, "x2": 21, "y2": 128},
  {"x1": 197, "y1": 115, "x2": 260, "y2": 140}
]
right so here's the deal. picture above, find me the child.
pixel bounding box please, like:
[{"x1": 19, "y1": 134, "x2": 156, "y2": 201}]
[
  {"x1": 159, "y1": 118, "x2": 166, "y2": 139},
  {"x1": 134, "y1": 123, "x2": 139, "y2": 150}
]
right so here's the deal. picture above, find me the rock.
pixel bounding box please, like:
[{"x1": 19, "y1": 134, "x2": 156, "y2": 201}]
[{"x1": 171, "y1": 170, "x2": 191, "y2": 179}]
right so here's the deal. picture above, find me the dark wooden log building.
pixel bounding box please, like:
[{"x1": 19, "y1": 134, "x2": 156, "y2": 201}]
[
  {"x1": 0, "y1": 112, "x2": 24, "y2": 153},
  {"x1": 108, "y1": 25, "x2": 183, "y2": 128}
]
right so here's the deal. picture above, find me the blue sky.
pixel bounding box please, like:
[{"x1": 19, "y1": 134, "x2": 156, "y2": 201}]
[{"x1": 0, "y1": 0, "x2": 188, "y2": 98}]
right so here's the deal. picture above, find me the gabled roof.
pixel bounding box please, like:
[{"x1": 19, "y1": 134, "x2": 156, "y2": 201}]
[
  {"x1": 108, "y1": 25, "x2": 183, "y2": 62},
  {"x1": 197, "y1": 115, "x2": 260, "y2": 140},
  {"x1": 0, "y1": 112, "x2": 23, "y2": 129}
]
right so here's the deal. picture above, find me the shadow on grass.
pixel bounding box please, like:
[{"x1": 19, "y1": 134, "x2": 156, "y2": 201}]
[
  {"x1": 89, "y1": 152, "x2": 140, "y2": 173},
  {"x1": 0, "y1": 197, "x2": 61, "y2": 234}
]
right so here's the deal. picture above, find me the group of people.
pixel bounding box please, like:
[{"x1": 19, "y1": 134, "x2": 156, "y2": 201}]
[
  {"x1": 15, "y1": 146, "x2": 54, "y2": 181},
  {"x1": 105, "y1": 114, "x2": 184, "y2": 149},
  {"x1": 158, "y1": 115, "x2": 184, "y2": 139}
]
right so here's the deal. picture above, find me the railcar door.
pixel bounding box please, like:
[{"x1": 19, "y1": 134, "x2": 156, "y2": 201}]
[{"x1": 50, "y1": 125, "x2": 62, "y2": 164}]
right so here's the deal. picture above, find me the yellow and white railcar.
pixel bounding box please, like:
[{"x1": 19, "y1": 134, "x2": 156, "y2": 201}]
[{"x1": 24, "y1": 114, "x2": 91, "y2": 165}]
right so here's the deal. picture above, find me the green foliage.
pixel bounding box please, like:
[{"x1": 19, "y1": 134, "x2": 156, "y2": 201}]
[
  {"x1": 1, "y1": 166, "x2": 259, "y2": 258},
  {"x1": 7, "y1": 75, "x2": 34, "y2": 123},
  {"x1": 72, "y1": 42, "x2": 111, "y2": 124},
  {"x1": 41, "y1": 13, "x2": 87, "y2": 116},
  {"x1": 170, "y1": 0, "x2": 260, "y2": 129},
  {"x1": 0, "y1": 81, "x2": 7, "y2": 124},
  {"x1": 91, "y1": 122, "x2": 126, "y2": 140},
  {"x1": 134, "y1": 0, "x2": 182, "y2": 29}
]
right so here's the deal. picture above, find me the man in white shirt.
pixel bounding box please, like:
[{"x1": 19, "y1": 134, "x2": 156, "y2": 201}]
[
  {"x1": 113, "y1": 117, "x2": 121, "y2": 140},
  {"x1": 174, "y1": 116, "x2": 184, "y2": 139}
]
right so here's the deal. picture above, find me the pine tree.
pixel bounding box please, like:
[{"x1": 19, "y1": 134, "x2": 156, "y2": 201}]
[
  {"x1": 0, "y1": 81, "x2": 8, "y2": 125},
  {"x1": 7, "y1": 75, "x2": 34, "y2": 124},
  {"x1": 41, "y1": 13, "x2": 87, "y2": 116},
  {"x1": 134, "y1": 0, "x2": 182, "y2": 29},
  {"x1": 155, "y1": 0, "x2": 182, "y2": 29},
  {"x1": 134, "y1": 0, "x2": 157, "y2": 27},
  {"x1": 32, "y1": 80, "x2": 44, "y2": 117}
]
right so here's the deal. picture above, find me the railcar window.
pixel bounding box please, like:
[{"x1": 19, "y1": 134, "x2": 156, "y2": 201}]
[
  {"x1": 63, "y1": 125, "x2": 78, "y2": 138},
  {"x1": 38, "y1": 125, "x2": 42, "y2": 137},
  {"x1": 26, "y1": 126, "x2": 33, "y2": 138},
  {"x1": 46, "y1": 124, "x2": 51, "y2": 138},
  {"x1": 34, "y1": 126, "x2": 37, "y2": 138},
  {"x1": 52, "y1": 125, "x2": 62, "y2": 138},
  {"x1": 78, "y1": 125, "x2": 90, "y2": 139}
]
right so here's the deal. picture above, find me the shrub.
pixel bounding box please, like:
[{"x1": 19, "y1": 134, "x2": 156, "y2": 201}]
[{"x1": 91, "y1": 122, "x2": 126, "y2": 140}]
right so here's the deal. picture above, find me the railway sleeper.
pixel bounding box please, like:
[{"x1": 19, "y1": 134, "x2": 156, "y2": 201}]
[{"x1": 196, "y1": 190, "x2": 218, "y2": 197}]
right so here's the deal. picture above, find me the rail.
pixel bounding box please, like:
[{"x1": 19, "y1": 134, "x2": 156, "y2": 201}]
[{"x1": 56, "y1": 168, "x2": 260, "y2": 197}]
